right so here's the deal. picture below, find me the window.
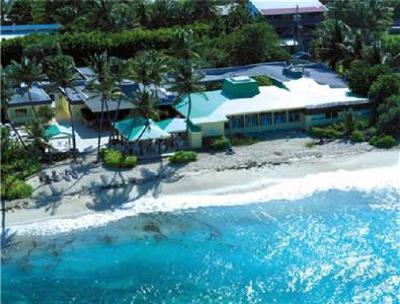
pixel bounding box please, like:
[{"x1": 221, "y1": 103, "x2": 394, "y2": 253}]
[
  {"x1": 15, "y1": 108, "x2": 27, "y2": 118},
  {"x1": 325, "y1": 111, "x2": 338, "y2": 119},
  {"x1": 245, "y1": 114, "x2": 258, "y2": 128},
  {"x1": 288, "y1": 110, "x2": 301, "y2": 123},
  {"x1": 274, "y1": 111, "x2": 287, "y2": 124},
  {"x1": 259, "y1": 113, "x2": 272, "y2": 126},
  {"x1": 231, "y1": 116, "x2": 244, "y2": 129}
]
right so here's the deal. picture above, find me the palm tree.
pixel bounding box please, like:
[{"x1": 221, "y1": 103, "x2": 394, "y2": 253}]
[
  {"x1": 134, "y1": 0, "x2": 150, "y2": 28},
  {"x1": 124, "y1": 50, "x2": 167, "y2": 150},
  {"x1": 1, "y1": 67, "x2": 26, "y2": 148},
  {"x1": 108, "y1": 56, "x2": 129, "y2": 143},
  {"x1": 8, "y1": 57, "x2": 45, "y2": 118},
  {"x1": 173, "y1": 28, "x2": 201, "y2": 62},
  {"x1": 146, "y1": 50, "x2": 168, "y2": 89},
  {"x1": 191, "y1": 0, "x2": 219, "y2": 22},
  {"x1": 128, "y1": 90, "x2": 160, "y2": 144},
  {"x1": 46, "y1": 54, "x2": 81, "y2": 158},
  {"x1": 363, "y1": 40, "x2": 391, "y2": 66},
  {"x1": 26, "y1": 120, "x2": 52, "y2": 157},
  {"x1": 88, "y1": 52, "x2": 121, "y2": 162},
  {"x1": 170, "y1": 60, "x2": 204, "y2": 147},
  {"x1": 170, "y1": 28, "x2": 205, "y2": 148},
  {"x1": 314, "y1": 20, "x2": 353, "y2": 71},
  {"x1": 126, "y1": 50, "x2": 167, "y2": 90}
]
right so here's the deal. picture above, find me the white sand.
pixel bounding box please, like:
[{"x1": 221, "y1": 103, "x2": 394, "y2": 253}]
[{"x1": 5, "y1": 149, "x2": 399, "y2": 231}]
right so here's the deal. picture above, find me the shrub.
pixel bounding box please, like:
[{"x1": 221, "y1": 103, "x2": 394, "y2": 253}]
[
  {"x1": 369, "y1": 135, "x2": 397, "y2": 148},
  {"x1": 123, "y1": 155, "x2": 138, "y2": 168},
  {"x1": 1, "y1": 176, "x2": 33, "y2": 200},
  {"x1": 103, "y1": 149, "x2": 123, "y2": 167},
  {"x1": 305, "y1": 141, "x2": 315, "y2": 148},
  {"x1": 351, "y1": 130, "x2": 365, "y2": 142},
  {"x1": 354, "y1": 119, "x2": 369, "y2": 131},
  {"x1": 366, "y1": 127, "x2": 378, "y2": 138},
  {"x1": 169, "y1": 151, "x2": 197, "y2": 164},
  {"x1": 230, "y1": 135, "x2": 259, "y2": 146},
  {"x1": 309, "y1": 126, "x2": 342, "y2": 139},
  {"x1": 211, "y1": 137, "x2": 231, "y2": 150},
  {"x1": 102, "y1": 149, "x2": 137, "y2": 168}
]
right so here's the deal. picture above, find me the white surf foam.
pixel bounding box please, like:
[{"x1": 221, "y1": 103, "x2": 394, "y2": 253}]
[{"x1": 10, "y1": 164, "x2": 400, "y2": 236}]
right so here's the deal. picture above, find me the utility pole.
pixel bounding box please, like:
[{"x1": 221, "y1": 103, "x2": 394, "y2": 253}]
[{"x1": 293, "y1": 5, "x2": 302, "y2": 53}]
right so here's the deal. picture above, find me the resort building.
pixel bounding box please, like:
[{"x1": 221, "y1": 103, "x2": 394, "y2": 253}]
[
  {"x1": 174, "y1": 76, "x2": 369, "y2": 148},
  {"x1": 4, "y1": 63, "x2": 370, "y2": 152},
  {"x1": 6, "y1": 87, "x2": 53, "y2": 124},
  {"x1": 249, "y1": 0, "x2": 326, "y2": 51},
  {"x1": 200, "y1": 61, "x2": 347, "y2": 88}
]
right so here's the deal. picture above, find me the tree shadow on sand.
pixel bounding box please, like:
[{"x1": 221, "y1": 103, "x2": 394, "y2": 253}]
[
  {"x1": 1, "y1": 199, "x2": 19, "y2": 262},
  {"x1": 28, "y1": 161, "x2": 98, "y2": 214},
  {"x1": 85, "y1": 160, "x2": 185, "y2": 212}
]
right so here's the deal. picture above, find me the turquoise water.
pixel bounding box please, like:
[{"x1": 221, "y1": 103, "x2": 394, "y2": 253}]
[{"x1": 2, "y1": 189, "x2": 400, "y2": 303}]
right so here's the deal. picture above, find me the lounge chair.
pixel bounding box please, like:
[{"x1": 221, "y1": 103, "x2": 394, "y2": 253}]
[{"x1": 52, "y1": 171, "x2": 61, "y2": 182}]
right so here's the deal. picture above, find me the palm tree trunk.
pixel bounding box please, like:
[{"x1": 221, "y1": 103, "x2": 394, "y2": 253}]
[
  {"x1": 67, "y1": 101, "x2": 77, "y2": 160},
  {"x1": 10, "y1": 122, "x2": 26, "y2": 148},
  {"x1": 108, "y1": 82, "x2": 123, "y2": 144},
  {"x1": 27, "y1": 88, "x2": 38, "y2": 119},
  {"x1": 133, "y1": 120, "x2": 150, "y2": 145},
  {"x1": 129, "y1": 119, "x2": 150, "y2": 157},
  {"x1": 96, "y1": 97, "x2": 105, "y2": 163},
  {"x1": 185, "y1": 94, "x2": 192, "y2": 149},
  {"x1": 4, "y1": 109, "x2": 27, "y2": 148}
]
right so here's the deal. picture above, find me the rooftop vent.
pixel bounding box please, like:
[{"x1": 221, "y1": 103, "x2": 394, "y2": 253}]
[{"x1": 222, "y1": 76, "x2": 260, "y2": 99}]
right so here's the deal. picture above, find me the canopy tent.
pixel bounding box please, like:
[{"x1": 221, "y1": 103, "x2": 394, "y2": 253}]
[
  {"x1": 156, "y1": 118, "x2": 187, "y2": 133},
  {"x1": 44, "y1": 124, "x2": 72, "y2": 139},
  {"x1": 114, "y1": 117, "x2": 170, "y2": 142},
  {"x1": 43, "y1": 123, "x2": 73, "y2": 152},
  {"x1": 44, "y1": 125, "x2": 60, "y2": 139}
]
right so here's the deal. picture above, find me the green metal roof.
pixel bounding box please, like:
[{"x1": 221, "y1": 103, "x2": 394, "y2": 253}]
[
  {"x1": 174, "y1": 90, "x2": 227, "y2": 120},
  {"x1": 114, "y1": 117, "x2": 170, "y2": 142}
]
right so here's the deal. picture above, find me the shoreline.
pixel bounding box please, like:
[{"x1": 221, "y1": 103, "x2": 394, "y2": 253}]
[{"x1": 5, "y1": 150, "x2": 399, "y2": 230}]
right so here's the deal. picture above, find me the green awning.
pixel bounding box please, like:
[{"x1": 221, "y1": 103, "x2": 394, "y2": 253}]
[
  {"x1": 44, "y1": 124, "x2": 61, "y2": 139},
  {"x1": 114, "y1": 117, "x2": 171, "y2": 142}
]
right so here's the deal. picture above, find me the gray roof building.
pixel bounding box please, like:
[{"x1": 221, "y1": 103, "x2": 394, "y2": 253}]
[
  {"x1": 200, "y1": 62, "x2": 347, "y2": 88},
  {"x1": 8, "y1": 87, "x2": 52, "y2": 107}
]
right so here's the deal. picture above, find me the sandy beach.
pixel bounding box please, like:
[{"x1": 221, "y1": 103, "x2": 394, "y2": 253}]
[{"x1": 3, "y1": 135, "x2": 400, "y2": 229}]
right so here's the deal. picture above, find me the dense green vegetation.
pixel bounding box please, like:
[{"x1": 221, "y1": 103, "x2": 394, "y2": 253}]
[
  {"x1": 101, "y1": 148, "x2": 138, "y2": 168},
  {"x1": 309, "y1": 116, "x2": 397, "y2": 149},
  {"x1": 169, "y1": 151, "x2": 197, "y2": 164},
  {"x1": 0, "y1": 127, "x2": 39, "y2": 200},
  {"x1": 211, "y1": 136, "x2": 231, "y2": 150},
  {"x1": 1, "y1": 0, "x2": 289, "y2": 68},
  {"x1": 313, "y1": 0, "x2": 400, "y2": 143}
]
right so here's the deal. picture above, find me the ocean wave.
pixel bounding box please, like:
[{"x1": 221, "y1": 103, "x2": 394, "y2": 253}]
[{"x1": 10, "y1": 164, "x2": 400, "y2": 236}]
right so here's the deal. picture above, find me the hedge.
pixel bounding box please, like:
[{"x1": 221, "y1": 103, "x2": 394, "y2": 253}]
[
  {"x1": 102, "y1": 148, "x2": 138, "y2": 168},
  {"x1": 169, "y1": 151, "x2": 197, "y2": 164},
  {"x1": 230, "y1": 135, "x2": 259, "y2": 146},
  {"x1": 309, "y1": 126, "x2": 342, "y2": 139},
  {"x1": 1, "y1": 23, "x2": 211, "y2": 66},
  {"x1": 369, "y1": 135, "x2": 397, "y2": 148},
  {"x1": 351, "y1": 130, "x2": 365, "y2": 142},
  {"x1": 211, "y1": 137, "x2": 231, "y2": 150},
  {"x1": 1, "y1": 176, "x2": 33, "y2": 200}
]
